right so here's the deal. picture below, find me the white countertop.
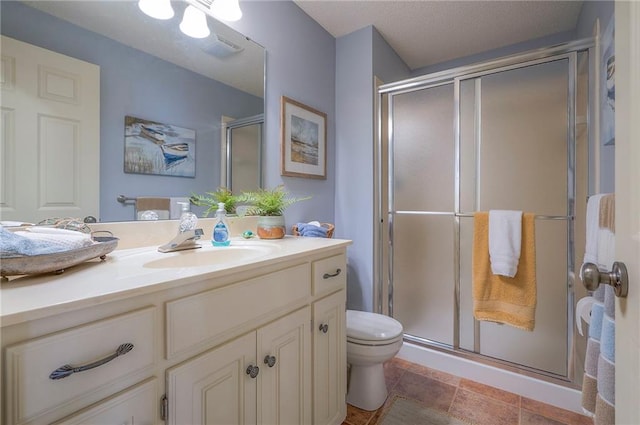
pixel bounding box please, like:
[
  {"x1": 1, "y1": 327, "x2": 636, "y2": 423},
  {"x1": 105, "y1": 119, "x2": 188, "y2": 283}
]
[{"x1": 1, "y1": 236, "x2": 351, "y2": 327}]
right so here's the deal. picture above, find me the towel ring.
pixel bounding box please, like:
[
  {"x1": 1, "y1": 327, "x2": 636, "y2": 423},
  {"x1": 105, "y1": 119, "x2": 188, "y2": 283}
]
[{"x1": 581, "y1": 262, "x2": 628, "y2": 298}]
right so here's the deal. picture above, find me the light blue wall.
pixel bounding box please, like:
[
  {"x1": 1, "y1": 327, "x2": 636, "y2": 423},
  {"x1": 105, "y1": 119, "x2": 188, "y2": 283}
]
[
  {"x1": 334, "y1": 27, "x2": 375, "y2": 311},
  {"x1": 332, "y1": 27, "x2": 410, "y2": 311},
  {"x1": 1, "y1": 2, "x2": 263, "y2": 222},
  {"x1": 227, "y1": 1, "x2": 337, "y2": 229},
  {"x1": 373, "y1": 29, "x2": 412, "y2": 83}
]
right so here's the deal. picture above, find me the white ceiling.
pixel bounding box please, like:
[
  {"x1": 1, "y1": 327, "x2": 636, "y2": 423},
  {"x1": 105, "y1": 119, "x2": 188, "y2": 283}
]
[{"x1": 294, "y1": 0, "x2": 584, "y2": 70}]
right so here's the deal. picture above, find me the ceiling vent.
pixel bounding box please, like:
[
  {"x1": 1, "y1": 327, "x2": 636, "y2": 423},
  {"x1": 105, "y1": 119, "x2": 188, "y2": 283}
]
[
  {"x1": 193, "y1": 0, "x2": 213, "y2": 8},
  {"x1": 202, "y1": 33, "x2": 244, "y2": 58}
]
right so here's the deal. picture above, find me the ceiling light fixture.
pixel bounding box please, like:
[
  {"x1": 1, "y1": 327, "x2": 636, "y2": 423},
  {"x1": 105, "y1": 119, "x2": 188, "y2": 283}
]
[
  {"x1": 138, "y1": 0, "x2": 174, "y2": 20},
  {"x1": 179, "y1": 5, "x2": 211, "y2": 39},
  {"x1": 210, "y1": 0, "x2": 243, "y2": 22}
]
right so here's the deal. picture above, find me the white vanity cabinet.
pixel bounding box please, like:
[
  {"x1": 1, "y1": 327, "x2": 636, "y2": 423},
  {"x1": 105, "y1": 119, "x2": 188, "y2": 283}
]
[
  {"x1": 311, "y1": 254, "x2": 348, "y2": 425},
  {"x1": 1, "y1": 242, "x2": 348, "y2": 425},
  {"x1": 167, "y1": 307, "x2": 311, "y2": 425}
]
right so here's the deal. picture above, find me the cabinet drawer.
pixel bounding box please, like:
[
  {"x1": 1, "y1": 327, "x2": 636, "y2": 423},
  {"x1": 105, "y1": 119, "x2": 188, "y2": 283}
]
[
  {"x1": 5, "y1": 307, "x2": 155, "y2": 425},
  {"x1": 166, "y1": 263, "x2": 311, "y2": 359},
  {"x1": 52, "y1": 378, "x2": 158, "y2": 425},
  {"x1": 312, "y1": 254, "x2": 346, "y2": 295}
]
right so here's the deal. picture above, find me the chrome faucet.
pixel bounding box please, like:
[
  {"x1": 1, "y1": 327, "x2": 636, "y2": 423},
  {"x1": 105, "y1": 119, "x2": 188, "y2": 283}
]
[
  {"x1": 158, "y1": 203, "x2": 203, "y2": 253},
  {"x1": 158, "y1": 228, "x2": 204, "y2": 253}
]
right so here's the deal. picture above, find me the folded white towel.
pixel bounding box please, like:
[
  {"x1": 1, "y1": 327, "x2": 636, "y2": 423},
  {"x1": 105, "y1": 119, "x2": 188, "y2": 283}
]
[
  {"x1": 15, "y1": 227, "x2": 93, "y2": 252},
  {"x1": 489, "y1": 210, "x2": 523, "y2": 277}
]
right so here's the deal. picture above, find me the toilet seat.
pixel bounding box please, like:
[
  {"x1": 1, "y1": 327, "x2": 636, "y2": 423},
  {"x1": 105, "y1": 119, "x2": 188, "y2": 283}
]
[{"x1": 346, "y1": 310, "x2": 403, "y2": 346}]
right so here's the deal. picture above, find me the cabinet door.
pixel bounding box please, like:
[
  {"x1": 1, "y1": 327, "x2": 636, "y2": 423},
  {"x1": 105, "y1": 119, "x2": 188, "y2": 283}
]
[
  {"x1": 313, "y1": 291, "x2": 346, "y2": 425},
  {"x1": 257, "y1": 307, "x2": 311, "y2": 425},
  {"x1": 166, "y1": 332, "x2": 257, "y2": 425}
]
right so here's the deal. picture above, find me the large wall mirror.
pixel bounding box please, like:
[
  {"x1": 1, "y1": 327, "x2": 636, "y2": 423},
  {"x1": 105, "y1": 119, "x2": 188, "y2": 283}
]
[{"x1": 0, "y1": 0, "x2": 265, "y2": 223}]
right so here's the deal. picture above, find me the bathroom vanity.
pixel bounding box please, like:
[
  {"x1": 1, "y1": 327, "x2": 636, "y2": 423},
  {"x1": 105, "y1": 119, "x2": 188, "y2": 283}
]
[{"x1": 1, "y1": 235, "x2": 350, "y2": 425}]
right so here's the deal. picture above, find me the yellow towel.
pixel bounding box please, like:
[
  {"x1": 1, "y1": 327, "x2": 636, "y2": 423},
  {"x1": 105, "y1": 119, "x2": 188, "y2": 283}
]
[{"x1": 472, "y1": 212, "x2": 537, "y2": 331}]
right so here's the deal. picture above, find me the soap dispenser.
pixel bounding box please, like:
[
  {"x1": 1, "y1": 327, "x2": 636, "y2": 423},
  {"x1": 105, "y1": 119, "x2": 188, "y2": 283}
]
[
  {"x1": 212, "y1": 202, "x2": 230, "y2": 246},
  {"x1": 178, "y1": 202, "x2": 198, "y2": 232}
]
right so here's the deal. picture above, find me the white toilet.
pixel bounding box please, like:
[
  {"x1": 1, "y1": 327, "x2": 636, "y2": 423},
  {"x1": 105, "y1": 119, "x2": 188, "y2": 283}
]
[{"x1": 346, "y1": 310, "x2": 403, "y2": 411}]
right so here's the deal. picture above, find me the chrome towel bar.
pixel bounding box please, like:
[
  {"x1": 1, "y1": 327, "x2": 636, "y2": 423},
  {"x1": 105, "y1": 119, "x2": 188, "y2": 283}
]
[
  {"x1": 392, "y1": 211, "x2": 573, "y2": 220},
  {"x1": 117, "y1": 195, "x2": 136, "y2": 203}
]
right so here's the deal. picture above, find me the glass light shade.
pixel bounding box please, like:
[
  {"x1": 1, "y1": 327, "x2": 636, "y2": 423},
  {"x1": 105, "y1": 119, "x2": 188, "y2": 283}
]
[
  {"x1": 210, "y1": 0, "x2": 242, "y2": 22},
  {"x1": 179, "y1": 5, "x2": 210, "y2": 39},
  {"x1": 138, "y1": 0, "x2": 174, "y2": 20}
]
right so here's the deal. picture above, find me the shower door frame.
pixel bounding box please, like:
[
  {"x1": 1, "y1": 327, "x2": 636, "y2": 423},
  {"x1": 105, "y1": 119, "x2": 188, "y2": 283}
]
[
  {"x1": 224, "y1": 114, "x2": 264, "y2": 192},
  {"x1": 375, "y1": 38, "x2": 596, "y2": 385}
]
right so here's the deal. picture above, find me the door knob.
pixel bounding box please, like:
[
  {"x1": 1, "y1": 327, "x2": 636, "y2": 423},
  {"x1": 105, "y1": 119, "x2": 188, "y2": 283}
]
[{"x1": 581, "y1": 262, "x2": 629, "y2": 297}]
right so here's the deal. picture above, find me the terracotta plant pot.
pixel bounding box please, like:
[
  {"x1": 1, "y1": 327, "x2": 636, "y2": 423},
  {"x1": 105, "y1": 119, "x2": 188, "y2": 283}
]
[{"x1": 256, "y1": 215, "x2": 286, "y2": 239}]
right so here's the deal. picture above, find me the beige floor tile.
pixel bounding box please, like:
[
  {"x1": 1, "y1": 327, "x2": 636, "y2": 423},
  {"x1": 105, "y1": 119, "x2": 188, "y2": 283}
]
[
  {"x1": 393, "y1": 370, "x2": 457, "y2": 412},
  {"x1": 449, "y1": 388, "x2": 520, "y2": 425}
]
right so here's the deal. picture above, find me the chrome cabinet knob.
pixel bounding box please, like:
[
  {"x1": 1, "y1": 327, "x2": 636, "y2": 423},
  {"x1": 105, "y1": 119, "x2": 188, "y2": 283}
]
[
  {"x1": 319, "y1": 323, "x2": 329, "y2": 333},
  {"x1": 581, "y1": 262, "x2": 629, "y2": 297},
  {"x1": 246, "y1": 365, "x2": 259, "y2": 378},
  {"x1": 264, "y1": 355, "x2": 276, "y2": 367}
]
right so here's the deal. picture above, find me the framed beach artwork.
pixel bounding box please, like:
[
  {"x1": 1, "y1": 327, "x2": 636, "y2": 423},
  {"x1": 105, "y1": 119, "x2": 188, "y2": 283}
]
[
  {"x1": 124, "y1": 115, "x2": 196, "y2": 177},
  {"x1": 281, "y1": 96, "x2": 327, "y2": 179}
]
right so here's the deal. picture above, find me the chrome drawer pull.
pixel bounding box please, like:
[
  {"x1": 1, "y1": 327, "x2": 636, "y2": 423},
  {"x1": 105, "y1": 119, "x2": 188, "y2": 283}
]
[
  {"x1": 49, "y1": 343, "x2": 134, "y2": 380},
  {"x1": 323, "y1": 268, "x2": 341, "y2": 279}
]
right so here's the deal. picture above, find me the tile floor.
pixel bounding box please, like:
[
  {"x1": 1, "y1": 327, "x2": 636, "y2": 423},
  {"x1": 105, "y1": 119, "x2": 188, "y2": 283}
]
[{"x1": 343, "y1": 357, "x2": 594, "y2": 425}]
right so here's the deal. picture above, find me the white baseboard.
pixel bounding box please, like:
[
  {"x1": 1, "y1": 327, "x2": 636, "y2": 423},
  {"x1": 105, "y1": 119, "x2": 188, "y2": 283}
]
[{"x1": 397, "y1": 342, "x2": 583, "y2": 414}]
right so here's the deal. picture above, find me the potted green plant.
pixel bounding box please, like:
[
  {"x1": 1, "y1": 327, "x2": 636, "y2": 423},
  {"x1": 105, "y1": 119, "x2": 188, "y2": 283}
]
[
  {"x1": 238, "y1": 185, "x2": 310, "y2": 239},
  {"x1": 190, "y1": 187, "x2": 237, "y2": 217}
]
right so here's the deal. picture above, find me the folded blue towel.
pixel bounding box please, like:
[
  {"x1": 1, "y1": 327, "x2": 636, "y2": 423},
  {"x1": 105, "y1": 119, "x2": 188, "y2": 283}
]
[
  {"x1": 0, "y1": 227, "x2": 68, "y2": 256},
  {"x1": 296, "y1": 223, "x2": 328, "y2": 238}
]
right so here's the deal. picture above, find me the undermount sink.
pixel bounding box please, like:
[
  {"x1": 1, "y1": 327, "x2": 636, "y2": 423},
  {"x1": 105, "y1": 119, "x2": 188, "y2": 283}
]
[{"x1": 143, "y1": 244, "x2": 275, "y2": 269}]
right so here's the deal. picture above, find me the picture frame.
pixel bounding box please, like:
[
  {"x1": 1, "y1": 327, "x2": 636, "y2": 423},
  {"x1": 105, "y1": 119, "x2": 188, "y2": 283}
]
[
  {"x1": 124, "y1": 115, "x2": 196, "y2": 178},
  {"x1": 281, "y1": 96, "x2": 327, "y2": 179}
]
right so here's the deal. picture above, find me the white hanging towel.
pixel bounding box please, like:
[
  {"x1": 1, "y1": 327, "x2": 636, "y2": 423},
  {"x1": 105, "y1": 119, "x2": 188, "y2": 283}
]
[
  {"x1": 582, "y1": 194, "x2": 604, "y2": 277},
  {"x1": 488, "y1": 210, "x2": 523, "y2": 277}
]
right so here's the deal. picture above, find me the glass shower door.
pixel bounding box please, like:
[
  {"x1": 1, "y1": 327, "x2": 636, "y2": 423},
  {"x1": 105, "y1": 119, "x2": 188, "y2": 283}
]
[
  {"x1": 387, "y1": 56, "x2": 575, "y2": 378},
  {"x1": 389, "y1": 83, "x2": 455, "y2": 346},
  {"x1": 459, "y1": 59, "x2": 571, "y2": 375}
]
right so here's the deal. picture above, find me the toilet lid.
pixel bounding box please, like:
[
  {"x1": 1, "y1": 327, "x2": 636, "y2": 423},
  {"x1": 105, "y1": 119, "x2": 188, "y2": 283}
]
[{"x1": 346, "y1": 310, "x2": 403, "y2": 342}]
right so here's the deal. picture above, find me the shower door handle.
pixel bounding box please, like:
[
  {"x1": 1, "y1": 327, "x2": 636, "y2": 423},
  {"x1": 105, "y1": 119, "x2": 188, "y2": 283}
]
[{"x1": 581, "y1": 262, "x2": 629, "y2": 297}]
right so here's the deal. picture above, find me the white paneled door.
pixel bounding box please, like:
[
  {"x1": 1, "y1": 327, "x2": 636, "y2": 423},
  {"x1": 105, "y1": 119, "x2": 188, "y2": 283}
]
[
  {"x1": 0, "y1": 36, "x2": 99, "y2": 223},
  {"x1": 614, "y1": 2, "x2": 640, "y2": 424}
]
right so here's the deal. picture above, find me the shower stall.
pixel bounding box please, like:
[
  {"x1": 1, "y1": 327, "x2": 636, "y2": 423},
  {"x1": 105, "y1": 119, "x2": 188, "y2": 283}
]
[{"x1": 376, "y1": 40, "x2": 594, "y2": 386}]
